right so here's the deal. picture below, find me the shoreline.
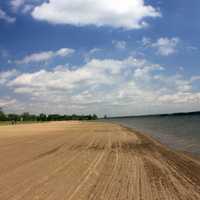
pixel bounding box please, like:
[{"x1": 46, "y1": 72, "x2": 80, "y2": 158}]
[
  {"x1": 101, "y1": 118, "x2": 200, "y2": 156},
  {"x1": 0, "y1": 121, "x2": 199, "y2": 199},
  {"x1": 120, "y1": 124, "x2": 200, "y2": 159},
  {"x1": 121, "y1": 124, "x2": 200, "y2": 161}
]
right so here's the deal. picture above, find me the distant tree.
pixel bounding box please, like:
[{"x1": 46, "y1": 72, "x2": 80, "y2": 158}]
[
  {"x1": 1, "y1": 110, "x2": 98, "y2": 123},
  {"x1": 21, "y1": 112, "x2": 37, "y2": 121},
  {"x1": 21, "y1": 112, "x2": 30, "y2": 121},
  {"x1": 38, "y1": 113, "x2": 47, "y2": 122},
  {"x1": 7, "y1": 114, "x2": 20, "y2": 122},
  {"x1": 92, "y1": 114, "x2": 98, "y2": 120},
  {"x1": 47, "y1": 114, "x2": 62, "y2": 121},
  {"x1": 87, "y1": 114, "x2": 92, "y2": 120},
  {"x1": 71, "y1": 114, "x2": 78, "y2": 120},
  {"x1": 0, "y1": 107, "x2": 7, "y2": 121}
]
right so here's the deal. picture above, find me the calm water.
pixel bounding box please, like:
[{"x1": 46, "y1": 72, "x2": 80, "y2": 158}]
[{"x1": 101, "y1": 114, "x2": 200, "y2": 154}]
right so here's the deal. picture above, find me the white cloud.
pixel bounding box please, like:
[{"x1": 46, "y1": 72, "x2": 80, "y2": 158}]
[
  {"x1": 191, "y1": 76, "x2": 200, "y2": 82},
  {"x1": 158, "y1": 92, "x2": 200, "y2": 104},
  {"x1": 5, "y1": 55, "x2": 200, "y2": 115},
  {"x1": 141, "y1": 37, "x2": 151, "y2": 46},
  {"x1": 0, "y1": 69, "x2": 18, "y2": 84},
  {"x1": 142, "y1": 37, "x2": 180, "y2": 56},
  {"x1": 83, "y1": 48, "x2": 103, "y2": 62},
  {"x1": 0, "y1": 8, "x2": 16, "y2": 23},
  {"x1": 10, "y1": 1, "x2": 38, "y2": 13},
  {"x1": 16, "y1": 48, "x2": 75, "y2": 64},
  {"x1": 0, "y1": 98, "x2": 16, "y2": 107},
  {"x1": 0, "y1": 51, "x2": 199, "y2": 115},
  {"x1": 22, "y1": 4, "x2": 34, "y2": 13},
  {"x1": 31, "y1": 0, "x2": 160, "y2": 29},
  {"x1": 8, "y1": 57, "x2": 163, "y2": 99},
  {"x1": 10, "y1": 0, "x2": 25, "y2": 11},
  {"x1": 88, "y1": 48, "x2": 102, "y2": 55},
  {"x1": 112, "y1": 40, "x2": 127, "y2": 49},
  {"x1": 56, "y1": 48, "x2": 74, "y2": 57},
  {"x1": 152, "y1": 37, "x2": 180, "y2": 56},
  {"x1": 10, "y1": 57, "x2": 141, "y2": 90},
  {"x1": 6, "y1": 57, "x2": 162, "y2": 114}
]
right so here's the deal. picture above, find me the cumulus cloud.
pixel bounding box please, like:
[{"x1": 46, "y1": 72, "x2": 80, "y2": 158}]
[
  {"x1": 0, "y1": 98, "x2": 16, "y2": 107},
  {"x1": 22, "y1": 4, "x2": 34, "y2": 13},
  {"x1": 191, "y1": 76, "x2": 200, "y2": 82},
  {"x1": 8, "y1": 57, "x2": 162, "y2": 99},
  {"x1": 142, "y1": 37, "x2": 180, "y2": 56},
  {"x1": 10, "y1": 0, "x2": 39, "y2": 13},
  {"x1": 31, "y1": 0, "x2": 160, "y2": 29},
  {"x1": 4, "y1": 55, "x2": 199, "y2": 115},
  {"x1": 15, "y1": 48, "x2": 75, "y2": 64},
  {"x1": 141, "y1": 37, "x2": 152, "y2": 47},
  {"x1": 10, "y1": 57, "x2": 145, "y2": 90},
  {"x1": 88, "y1": 48, "x2": 102, "y2": 54},
  {"x1": 6, "y1": 57, "x2": 161, "y2": 113},
  {"x1": 10, "y1": 0, "x2": 25, "y2": 11},
  {"x1": 152, "y1": 37, "x2": 180, "y2": 56},
  {"x1": 0, "y1": 69, "x2": 18, "y2": 84},
  {"x1": 158, "y1": 92, "x2": 200, "y2": 104},
  {"x1": 0, "y1": 8, "x2": 16, "y2": 23},
  {"x1": 112, "y1": 40, "x2": 127, "y2": 49}
]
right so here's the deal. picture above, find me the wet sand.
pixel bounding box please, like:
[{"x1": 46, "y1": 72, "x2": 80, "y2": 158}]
[{"x1": 0, "y1": 121, "x2": 199, "y2": 200}]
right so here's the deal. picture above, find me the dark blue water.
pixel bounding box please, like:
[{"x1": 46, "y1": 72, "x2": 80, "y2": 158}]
[{"x1": 101, "y1": 114, "x2": 200, "y2": 154}]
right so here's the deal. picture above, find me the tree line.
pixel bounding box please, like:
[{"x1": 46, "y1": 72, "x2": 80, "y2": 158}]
[{"x1": 0, "y1": 108, "x2": 98, "y2": 122}]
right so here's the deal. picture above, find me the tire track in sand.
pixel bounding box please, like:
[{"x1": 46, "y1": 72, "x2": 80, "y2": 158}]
[
  {"x1": 66, "y1": 151, "x2": 105, "y2": 200},
  {"x1": 1, "y1": 132, "x2": 96, "y2": 200}
]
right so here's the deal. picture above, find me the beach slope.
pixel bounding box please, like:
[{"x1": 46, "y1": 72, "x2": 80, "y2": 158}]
[{"x1": 0, "y1": 121, "x2": 199, "y2": 199}]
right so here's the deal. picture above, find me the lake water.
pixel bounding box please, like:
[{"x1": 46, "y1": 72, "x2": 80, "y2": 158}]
[{"x1": 101, "y1": 114, "x2": 200, "y2": 155}]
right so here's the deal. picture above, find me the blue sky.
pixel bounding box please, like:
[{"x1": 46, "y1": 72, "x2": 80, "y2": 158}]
[{"x1": 0, "y1": 0, "x2": 200, "y2": 116}]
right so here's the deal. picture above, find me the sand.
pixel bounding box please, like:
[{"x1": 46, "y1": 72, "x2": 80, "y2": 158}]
[{"x1": 0, "y1": 121, "x2": 199, "y2": 200}]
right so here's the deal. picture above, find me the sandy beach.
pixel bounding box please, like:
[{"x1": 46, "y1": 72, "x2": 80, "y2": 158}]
[{"x1": 0, "y1": 121, "x2": 199, "y2": 200}]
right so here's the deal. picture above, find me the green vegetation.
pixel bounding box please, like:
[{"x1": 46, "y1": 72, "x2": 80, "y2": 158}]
[{"x1": 0, "y1": 108, "x2": 98, "y2": 124}]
